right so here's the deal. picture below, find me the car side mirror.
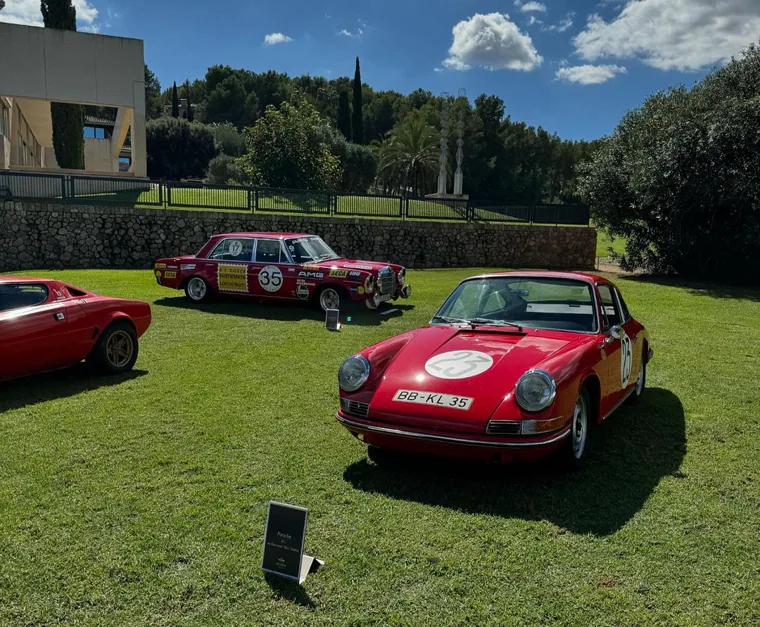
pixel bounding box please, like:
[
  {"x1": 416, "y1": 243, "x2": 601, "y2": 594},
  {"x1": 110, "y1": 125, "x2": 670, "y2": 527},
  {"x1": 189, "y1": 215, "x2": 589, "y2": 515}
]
[{"x1": 606, "y1": 325, "x2": 625, "y2": 343}]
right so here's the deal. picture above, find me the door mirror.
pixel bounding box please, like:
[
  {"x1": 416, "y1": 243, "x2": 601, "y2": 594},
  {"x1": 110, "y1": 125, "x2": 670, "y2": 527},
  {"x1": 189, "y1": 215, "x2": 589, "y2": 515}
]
[{"x1": 607, "y1": 325, "x2": 625, "y2": 343}]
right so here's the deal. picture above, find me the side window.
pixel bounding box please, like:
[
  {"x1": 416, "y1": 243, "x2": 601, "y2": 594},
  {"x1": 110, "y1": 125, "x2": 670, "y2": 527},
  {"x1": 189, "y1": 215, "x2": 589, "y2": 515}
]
[
  {"x1": 0, "y1": 284, "x2": 49, "y2": 312},
  {"x1": 255, "y1": 239, "x2": 284, "y2": 264},
  {"x1": 615, "y1": 289, "x2": 631, "y2": 322},
  {"x1": 598, "y1": 285, "x2": 623, "y2": 328},
  {"x1": 207, "y1": 238, "x2": 254, "y2": 261}
]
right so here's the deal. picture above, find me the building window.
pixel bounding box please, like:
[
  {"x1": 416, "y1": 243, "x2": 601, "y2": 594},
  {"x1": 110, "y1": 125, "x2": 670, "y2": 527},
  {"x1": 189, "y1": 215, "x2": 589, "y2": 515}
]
[
  {"x1": 0, "y1": 101, "x2": 9, "y2": 139},
  {"x1": 84, "y1": 126, "x2": 106, "y2": 139}
]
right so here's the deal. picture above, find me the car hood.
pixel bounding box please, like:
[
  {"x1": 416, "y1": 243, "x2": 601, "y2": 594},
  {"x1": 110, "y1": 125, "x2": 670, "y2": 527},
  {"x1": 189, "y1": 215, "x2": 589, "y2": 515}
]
[
  {"x1": 310, "y1": 259, "x2": 400, "y2": 273},
  {"x1": 368, "y1": 325, "x2": 575, "y2": 432}
]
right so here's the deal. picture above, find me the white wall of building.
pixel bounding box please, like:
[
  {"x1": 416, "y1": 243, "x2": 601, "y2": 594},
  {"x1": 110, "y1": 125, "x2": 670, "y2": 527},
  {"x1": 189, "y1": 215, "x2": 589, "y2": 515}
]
[
  {"x1": 0, "y1": 23, "x2": 146, "y2": 177},
  {"x1": 84, "y1": 138, "x2": 119, "y2": 173}
]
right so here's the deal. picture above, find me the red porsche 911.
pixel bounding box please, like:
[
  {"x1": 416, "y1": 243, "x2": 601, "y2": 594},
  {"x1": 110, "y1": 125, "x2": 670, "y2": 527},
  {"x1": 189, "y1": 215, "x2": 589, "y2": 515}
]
[
  {"x1": 336, "y1": 271, "x2": 653, "y2": 469},
  {"x1": 0, "y1": 277, "x2": 151, "y2": 382}
]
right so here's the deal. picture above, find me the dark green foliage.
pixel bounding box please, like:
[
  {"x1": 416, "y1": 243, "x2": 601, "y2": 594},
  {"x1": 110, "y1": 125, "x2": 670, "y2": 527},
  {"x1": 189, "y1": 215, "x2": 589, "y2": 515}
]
[
  {"x1": 319, "y1": 125, "x2": 377, "y2": 193},
  {"x1": 50, "y1": 103, "x2": 85, "y2": 169},
  {"x1": 210, "y1": 122, "x2": 245, "y2": 157},
  {"x1": 238, "y1": 101, "x2": 341, "y2": 191},
  {"x1": 41, "y1": 0, "x2": 76, "y2": 29},
  {"x1": 144, "y1": 65, "x2": 162, "y2": 120},
  {"x1": 206, "y1": 154, "x2": 248, "y2": 185},
  {"x1": 171, "y1": 82, "x2": 179, "y2": 118},
  {"x1": 185, "y1": 81, "x2": 194, "y2": 122},
  {"x1": 337, "y1": 90, "x2": 352, "y2": 140},
  {"x1": 580, "y1": 44, "x2": 760, "y2": 282},
  {"x1": 352, "y1": 57, "x2": 364, "y2": 145},
  {"x1": 146, "y1": 117, "x2": 217, "y2": 180},
  {"x1": 204, "y1": 74, "x2": 258, "y2": 129}
]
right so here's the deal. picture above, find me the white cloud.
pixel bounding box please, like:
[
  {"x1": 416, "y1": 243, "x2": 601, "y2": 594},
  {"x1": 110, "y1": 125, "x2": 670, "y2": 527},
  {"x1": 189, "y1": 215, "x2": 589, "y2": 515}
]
[
  {"x1": 518, "y1": 1, "x2": 547, "y2": 13},
  {"x1": 544, "y1": 12, "x2": 574, "y2": 33},
  {"x1": 528, "y1": 16, "x2": 543, "y2": 26},
  {"x1": 574, "y1": 0, "x2": 760, "y2": 71},
  {"x1": 556, "y1": 64, "x2": 628, "y2": 84},
  {"x1": 0, "y1": 0, "x2": 99, "y2": 29},
  {"x1": 264, "y1": 32, "x2": 293, "y2": 46},
  {"x1": 434, "y1": 67, "x2": 444, "y2": 73},
  {"x1": 443, "y1": 13, "x2": 543, "y2": 72},
  {"x1": 338, "y1": 27, "x2": 364, "y2": 38}
]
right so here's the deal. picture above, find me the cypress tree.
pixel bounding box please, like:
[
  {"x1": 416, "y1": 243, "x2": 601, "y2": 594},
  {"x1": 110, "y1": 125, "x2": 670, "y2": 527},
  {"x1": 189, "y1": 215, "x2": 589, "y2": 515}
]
[
  {"x1": 41, "y1": 0, "x2": 85, "y2": 169},
  {"x1": 186, "y1": 82, "x2": 194, "y2": 122},
  {"x1": 352, "y1": 57, "x2": 364, "y2": 144},
  {"x1": 337, "y1": 90, "x2": 351, "y2": 140},
  {"x1": 171, "y1": 82, "x2": 180, "y2": 118}
]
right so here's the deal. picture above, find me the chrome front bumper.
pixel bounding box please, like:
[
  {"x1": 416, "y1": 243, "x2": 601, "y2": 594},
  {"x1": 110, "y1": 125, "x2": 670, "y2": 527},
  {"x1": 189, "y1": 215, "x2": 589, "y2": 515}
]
[{"x1": 335, "y1": 413, "x2": 571, "y2": 449}]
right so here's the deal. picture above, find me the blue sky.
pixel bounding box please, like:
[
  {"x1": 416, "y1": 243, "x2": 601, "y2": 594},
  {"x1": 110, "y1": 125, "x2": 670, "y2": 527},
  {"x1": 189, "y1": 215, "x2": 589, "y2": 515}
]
[{"x1": 4, "y1": 0, "x2": 760, "y2": 140}]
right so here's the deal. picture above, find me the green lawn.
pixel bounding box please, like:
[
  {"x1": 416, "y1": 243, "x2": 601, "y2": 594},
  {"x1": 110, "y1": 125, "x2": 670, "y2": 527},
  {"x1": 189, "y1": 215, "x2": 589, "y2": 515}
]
[
  {"x1": 2, "y1": 269, "x2": 758, "y2": 625},
  {"x1": 596, "y1": 229, "x2": 627, "y2": 258}
]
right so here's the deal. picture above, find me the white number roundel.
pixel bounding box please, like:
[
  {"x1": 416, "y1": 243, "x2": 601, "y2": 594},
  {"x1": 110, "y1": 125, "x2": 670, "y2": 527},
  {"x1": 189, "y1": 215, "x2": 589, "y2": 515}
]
[
  {"x1": 620, "y1": 333, "x2": 633, "y2": 388},
  {"x1": 258, "y1": 266, "x2": 283, "y2": 293},
  {"x1": 425, "y1": 350, "x2": 494, "y2": 380}
]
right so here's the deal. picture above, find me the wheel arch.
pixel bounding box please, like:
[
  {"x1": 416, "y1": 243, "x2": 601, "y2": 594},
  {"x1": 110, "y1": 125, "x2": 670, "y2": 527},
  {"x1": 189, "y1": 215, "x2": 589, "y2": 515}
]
[{"x1": 580, "y1": 372, "x2": 602, "y2": 426}]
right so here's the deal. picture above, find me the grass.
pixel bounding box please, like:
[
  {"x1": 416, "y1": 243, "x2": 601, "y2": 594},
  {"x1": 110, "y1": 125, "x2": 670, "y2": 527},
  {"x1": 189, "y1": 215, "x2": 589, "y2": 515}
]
[
  {"x1": 596, "y1": 228, "x2": 627, "y2": 259},
  {"x1": 2, "y1": 269, "x2": 758, "y2": 625}
]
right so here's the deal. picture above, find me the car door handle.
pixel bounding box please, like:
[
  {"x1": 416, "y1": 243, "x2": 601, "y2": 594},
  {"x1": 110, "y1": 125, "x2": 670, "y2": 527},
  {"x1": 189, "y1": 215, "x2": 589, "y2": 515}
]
[{"x1": 54, "y1": 312, "x2": 65, "y2": 321}]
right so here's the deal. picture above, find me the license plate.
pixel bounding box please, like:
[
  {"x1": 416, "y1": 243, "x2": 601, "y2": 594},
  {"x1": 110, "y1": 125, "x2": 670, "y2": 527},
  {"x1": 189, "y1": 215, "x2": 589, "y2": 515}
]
[{"x1": 393, "y1": 389, "x2": 473, "y2": 411}]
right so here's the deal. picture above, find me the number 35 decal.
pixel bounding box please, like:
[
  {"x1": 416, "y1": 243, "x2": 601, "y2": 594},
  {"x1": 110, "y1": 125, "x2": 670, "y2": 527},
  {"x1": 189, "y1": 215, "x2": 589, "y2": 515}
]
[
  {"x1": 259, "y1": 266, "x2": 283, "y2": 293},
  {"x1": 620, "y1": 333, "x2": 633, "y2": 388}
]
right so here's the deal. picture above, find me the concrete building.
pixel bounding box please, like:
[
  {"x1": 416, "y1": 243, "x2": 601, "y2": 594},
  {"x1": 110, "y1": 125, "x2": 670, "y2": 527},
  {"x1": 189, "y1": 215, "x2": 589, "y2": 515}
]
[{"x1": 0, "y1": 22, "x2": 146, "y2": 178}]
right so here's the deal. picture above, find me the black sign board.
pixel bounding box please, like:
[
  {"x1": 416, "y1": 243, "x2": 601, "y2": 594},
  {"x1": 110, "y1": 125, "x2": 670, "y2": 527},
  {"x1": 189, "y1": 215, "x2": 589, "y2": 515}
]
[
  {"x1": 261, "y1": 501, "x2": 308, "y2": 582},
  {"x1": 325, "y1": 308, "x2": 341, "y2": 332}
]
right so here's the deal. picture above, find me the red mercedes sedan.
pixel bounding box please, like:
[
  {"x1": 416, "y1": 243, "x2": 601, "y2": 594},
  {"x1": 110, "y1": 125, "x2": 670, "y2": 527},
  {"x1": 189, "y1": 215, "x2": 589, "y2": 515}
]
[
  {"x1": 336, "y1": 271, "x2": 652, "y2": 469},
  {"x1": 153, "y1": 232, "x2": 412, "y2": 312},
  {"x1": 0, "y1": 277, "x2": 151, "y2": 382}
]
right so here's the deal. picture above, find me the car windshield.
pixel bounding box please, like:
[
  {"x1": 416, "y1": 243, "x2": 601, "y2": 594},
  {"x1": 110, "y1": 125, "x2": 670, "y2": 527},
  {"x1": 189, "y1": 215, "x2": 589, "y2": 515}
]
[
  {"x1": 433, "y1": 277, "x2": 598, "y2": 333},
  {"x1": 285, "y1": 236, "x2": 339, "y2": 264}
]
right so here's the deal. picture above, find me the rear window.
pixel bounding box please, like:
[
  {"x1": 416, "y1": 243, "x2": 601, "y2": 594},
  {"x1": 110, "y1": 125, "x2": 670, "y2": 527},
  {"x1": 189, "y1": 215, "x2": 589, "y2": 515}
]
[
  {"x1": 207, "y1": 238, "x2": 255, "y2": 261},
  {"x1": 0, "y1": 284, "x2": 49, "y2": 312}
]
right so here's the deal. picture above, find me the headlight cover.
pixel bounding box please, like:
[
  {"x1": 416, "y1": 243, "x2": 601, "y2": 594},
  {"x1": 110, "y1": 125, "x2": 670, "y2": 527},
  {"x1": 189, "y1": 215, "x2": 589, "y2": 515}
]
[
  {"x1": 339, "y1": 355, "x2": 371, "y2": 392},
  {"x1": 397, "y1": 268, "x2": 406, "y2": 286},
  {"x1": 365, "y1": 275, "x2": 375, "y2": 294},
  {"x1": 515, "y1": 369, "x2": 557, "y2": 412}
]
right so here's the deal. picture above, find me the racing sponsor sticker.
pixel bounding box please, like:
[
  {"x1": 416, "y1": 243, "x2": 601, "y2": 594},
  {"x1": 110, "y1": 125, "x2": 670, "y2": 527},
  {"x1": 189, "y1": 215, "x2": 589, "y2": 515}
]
[
  {"x1": 218, "y1": 264, "x2": 248, "y2": 293},
  {"x1": 155, "y1": 263, "x2": 167, "y2": 269},
  {"x1": 620, "y1": 333, "x2": 633, "y2": 388},
  {"x1": 181, "y1": 264, "x2": 196, "y2": 271},
  {"x1": 299, "y1": 271, "x2": 324, "y2": 280},
  {"x1": 296, "y1": 284, "x2": 310, "y2": 300},
  {"x1": 393, "y1": 390, "x2": 473, "y2": 411},
  {"x1": 349, "y1": 271, "x2": 363, "y2": 279},
  {"x1": 164, "y1": 271, "x2": 177, "y2": 279},
  {"x1": 329, "y1": 269, "x2": 348, "y2": 278},
  {"x1": 228, "y1": 240, "x2": 244, "y2": 257},
  {"x1": 259, "y1": 266, "x2": 284, "y2": 292},
  {"x1": 425, "y1": 350, "x2": 494, "y2": 380},
  {"x1": 345, "y1": 264, "x2": 373, "y2": 271}
]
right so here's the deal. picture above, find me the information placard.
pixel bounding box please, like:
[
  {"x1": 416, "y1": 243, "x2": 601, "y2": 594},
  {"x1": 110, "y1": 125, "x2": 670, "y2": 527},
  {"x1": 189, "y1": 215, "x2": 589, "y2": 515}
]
[{"x1": 261, "y1": 502, "x2": 308, "y2": 582}]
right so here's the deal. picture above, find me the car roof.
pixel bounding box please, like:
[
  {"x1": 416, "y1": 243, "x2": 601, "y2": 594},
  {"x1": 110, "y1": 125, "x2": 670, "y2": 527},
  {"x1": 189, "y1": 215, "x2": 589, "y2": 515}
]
[
  {"x1": 0, "y1": 276, "x2": 56, "y2": 284},
  {"x1": 213, "y1": 232, "x2": 313, "y2": 240},
  {"x1": 463, "y1": 270, "x2": 611, "y2": 284}
]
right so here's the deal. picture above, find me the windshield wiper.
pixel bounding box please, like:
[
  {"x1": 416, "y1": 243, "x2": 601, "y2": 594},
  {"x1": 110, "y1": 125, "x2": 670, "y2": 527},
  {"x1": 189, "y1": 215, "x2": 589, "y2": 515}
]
[
  {"x1": 431, "y1": 315, "x2": 472, "y2": 325},
  {"x1": 467, "y1": 318, "x2": 524, "y2": 331}
]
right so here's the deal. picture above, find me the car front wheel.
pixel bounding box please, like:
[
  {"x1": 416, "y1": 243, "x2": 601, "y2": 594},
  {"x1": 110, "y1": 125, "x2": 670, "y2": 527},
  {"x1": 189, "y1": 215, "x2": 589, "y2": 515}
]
[
  {"x1": 318, "y1": 286, "x2": 342, "y2": 312},
  {"x1": 88, "y1": 321, "x2": 139, "y2": 375},
  {"x1": 185, "y1": 277, "x2": 211, "y2": 303},
  {"x1": 561, "y1": 389, "x2": 590, "y2": 470}
]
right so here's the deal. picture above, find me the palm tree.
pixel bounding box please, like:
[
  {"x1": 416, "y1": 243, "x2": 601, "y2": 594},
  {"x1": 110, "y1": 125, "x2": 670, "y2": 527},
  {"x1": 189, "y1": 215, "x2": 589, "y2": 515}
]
[{"x1": 376, "y1": 112, "x2": 439, "y2": 197}]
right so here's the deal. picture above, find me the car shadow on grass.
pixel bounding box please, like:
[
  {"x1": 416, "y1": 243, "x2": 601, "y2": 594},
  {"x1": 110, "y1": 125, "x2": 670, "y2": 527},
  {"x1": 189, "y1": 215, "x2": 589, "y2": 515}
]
[
  {"x1": 155, "y1": 296, "x2": 415, "y2": 326},
  {"x1": 343, "y1": 388, "x2": 685, "y2": 536},
  {"x1": 0, "y1": 364, "x2": 147, "y2": 415}
]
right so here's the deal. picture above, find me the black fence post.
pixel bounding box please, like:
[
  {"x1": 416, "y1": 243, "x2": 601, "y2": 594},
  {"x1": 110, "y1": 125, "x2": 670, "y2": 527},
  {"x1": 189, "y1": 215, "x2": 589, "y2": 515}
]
[
  {"x1": 167, "y1": 182, "x2": 172, "y2": 207},
  {"x1": 555, "y1": 205, "x2": 559, "y2": 227},
  {"x1": 61, "y1": 175, "x2": 68, "y2": 200},
  {"x1": 68, "y1": 176, "x2": 75, "y2": 200},
  {"x1": 247, "y1": 187, "x2": 252, "y2": 213}
]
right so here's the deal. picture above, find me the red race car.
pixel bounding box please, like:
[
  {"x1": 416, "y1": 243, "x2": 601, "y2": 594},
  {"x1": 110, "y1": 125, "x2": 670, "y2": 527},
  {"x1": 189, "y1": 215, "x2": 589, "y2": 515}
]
[
  {"x1": 0, "y1": 277, "x2": 151, "y2": 383},
  {"x1": 153, "y1": 232, "x2": 412, "y2": 311},
  {"x1": 336, "y1": 271, "x2": 653, "y2": 469}
]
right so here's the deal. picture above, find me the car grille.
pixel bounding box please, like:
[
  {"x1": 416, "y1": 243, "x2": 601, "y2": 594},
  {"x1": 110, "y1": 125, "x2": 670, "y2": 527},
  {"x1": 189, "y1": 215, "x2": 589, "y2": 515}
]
[
  {"x1": 486, "y1": 421, "x2": 522, "y2": 436},
  {"x1": 378, "y1": 266, "x2": 396, "y2": 296},
  {"x1": 341, "y1": 398, "x2": 370, "y2": 418}
]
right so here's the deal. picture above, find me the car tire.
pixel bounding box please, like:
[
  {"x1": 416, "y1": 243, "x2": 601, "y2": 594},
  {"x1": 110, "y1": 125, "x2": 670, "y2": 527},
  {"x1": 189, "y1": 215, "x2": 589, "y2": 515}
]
[
  {"x1": 364, "y1": 296, "x2": 379, "y2": 310},
  {"x1": 185, "y1": 277, "x2": 211, "y2": 303},
  {"x1": 560, "y1": 388, "x2": 590, "y2": 471},
  {"x1": 627, "y1": 347, "x2": 647, "y2": 405},
  {"x1": 88, "y1": 321, "x2": 139, "y2": 375},
  {"x1": 367, "y1": 446, "x2": 395, "y2": 465},
  {"x1": 317, "y1": 286, "x2": 343, "y2": 312}
]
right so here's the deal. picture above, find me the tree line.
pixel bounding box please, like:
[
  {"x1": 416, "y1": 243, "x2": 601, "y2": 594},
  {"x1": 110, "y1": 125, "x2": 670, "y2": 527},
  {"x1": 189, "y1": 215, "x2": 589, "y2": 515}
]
[{"x1": 144, "y1": 60, "x2": 599, "y2": 204}]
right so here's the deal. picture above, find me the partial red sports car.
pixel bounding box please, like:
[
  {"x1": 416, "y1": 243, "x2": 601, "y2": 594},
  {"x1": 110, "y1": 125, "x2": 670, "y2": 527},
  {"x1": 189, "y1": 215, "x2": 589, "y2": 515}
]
[
  {"x1": 153, "y1": 232, "x2": 412, "y2": 311},
  {"x1": 336, "y1": 271, "x2": 653, "y2": 469},
  {"x1": 0, "y1": 277, "x2": 151, "y2": 382}
]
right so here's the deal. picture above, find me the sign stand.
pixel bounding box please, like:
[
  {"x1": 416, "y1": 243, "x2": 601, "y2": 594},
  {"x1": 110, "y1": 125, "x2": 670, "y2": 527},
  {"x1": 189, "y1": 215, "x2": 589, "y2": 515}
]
[
  {"x1": 261, "y1": 501, "x2": 323, "y2": 585},
  {"x1": 325, "y1": 308, "x2": 341, "y2": 332}
]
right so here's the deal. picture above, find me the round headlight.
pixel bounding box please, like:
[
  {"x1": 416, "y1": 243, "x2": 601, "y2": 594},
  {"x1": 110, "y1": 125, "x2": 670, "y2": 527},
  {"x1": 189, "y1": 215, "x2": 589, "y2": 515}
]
[
  {"x1": 515, "y1": 369, "x2": 557, "y2": 412},
  {"x1": 365, "y1": 275, "x2": 375, "y2": 294},
  {"x1": 397, "y1": 268, "x2": 406, "y2": 286},
  {"x1": 339, "y1": 355, "x2": 371, "y2": 392}
]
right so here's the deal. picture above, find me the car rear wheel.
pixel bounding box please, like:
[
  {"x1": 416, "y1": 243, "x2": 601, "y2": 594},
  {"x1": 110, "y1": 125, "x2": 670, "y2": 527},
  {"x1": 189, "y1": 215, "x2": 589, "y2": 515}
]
[
  {"x1": 628, "y1": 348, "x2": 647, "y2": 405},
  {"x1": 560, "y1": 389, "x2": 590, "y2": 471},
  {"x1": 367, "y1": 446, "x2": 396, "y2": 465},
  {"x1": 185, "y1": 277, "x2": 210, "y2": 303},
  {"x1": 88, "y1": 321, "x2": 139, "y2": 375},
  {"x1": 318, "y1": 286, "x2": 342, "y2": 312}
]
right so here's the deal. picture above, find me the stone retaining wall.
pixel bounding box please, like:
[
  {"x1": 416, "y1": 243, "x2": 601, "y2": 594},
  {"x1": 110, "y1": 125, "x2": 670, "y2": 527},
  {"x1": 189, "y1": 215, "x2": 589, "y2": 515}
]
[{"x1": 0, "y1": 202, "x2": 597, "y2": 271}]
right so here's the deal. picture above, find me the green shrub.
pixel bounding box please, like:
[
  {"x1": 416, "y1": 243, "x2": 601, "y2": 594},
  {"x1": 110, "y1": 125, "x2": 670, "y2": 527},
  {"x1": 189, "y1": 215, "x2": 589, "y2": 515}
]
[{"x1": 146, "y1": 118, "x2": 217, "y2": 180}]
